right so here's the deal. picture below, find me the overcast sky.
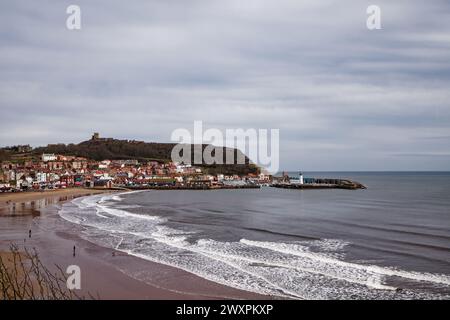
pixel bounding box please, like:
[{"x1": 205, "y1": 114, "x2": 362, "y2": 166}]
[{"x1": 1, "y1": 0, "x2": 450, "y2": 171}]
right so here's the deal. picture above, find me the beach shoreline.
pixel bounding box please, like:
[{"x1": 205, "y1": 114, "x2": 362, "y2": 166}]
[
  {"x1": 0, "y1": 188, "x2": 270, "y2": 300},
  {"x1": 0, "y1": 188, "x2": 116, "y2": 217}
]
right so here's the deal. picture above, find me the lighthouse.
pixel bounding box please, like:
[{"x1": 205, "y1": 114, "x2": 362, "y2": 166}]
[{"x1": 299, "y1": 172, "x2": 304, "y2": 185}]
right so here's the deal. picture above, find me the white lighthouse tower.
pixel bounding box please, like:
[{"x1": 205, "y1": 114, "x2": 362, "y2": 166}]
[{"x1": 299, "y1": 172, "x2": 304, "y2": 185}]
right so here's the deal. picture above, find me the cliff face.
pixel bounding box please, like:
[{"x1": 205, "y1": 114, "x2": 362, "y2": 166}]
[{"x1": 32, "y1": 138, "x2": 260, "y2": 175}]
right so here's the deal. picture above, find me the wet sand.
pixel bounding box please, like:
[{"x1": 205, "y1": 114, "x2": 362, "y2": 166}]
[
  {"x1": 0, "y1": 188, "x2": 113, "y2": 217},
  {"x1": 0, "y1": 189, "x2": 269, "y2": 300}
]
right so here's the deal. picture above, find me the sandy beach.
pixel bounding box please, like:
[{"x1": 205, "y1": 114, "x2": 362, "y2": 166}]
[
  {"x1": 0, "y1": 188, "x2": 114, "y2": 217},
  {"x1": 0, "y1": 189, "x2": 268, "y2": 300}
]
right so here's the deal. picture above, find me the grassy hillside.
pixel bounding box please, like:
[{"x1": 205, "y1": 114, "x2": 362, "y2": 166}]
[{"x1": 31, "y1": 138, "x2": 260, "y2": 175}]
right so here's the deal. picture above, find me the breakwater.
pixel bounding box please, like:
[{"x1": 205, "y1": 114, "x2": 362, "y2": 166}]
[{"x1": 272, "y1": 179, "x2": 366, "y2": 190}]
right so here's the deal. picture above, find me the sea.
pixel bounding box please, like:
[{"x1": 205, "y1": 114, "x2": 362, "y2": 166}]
[{"x1": 58, "y1": 172, "x2": 450, "y2": 299}]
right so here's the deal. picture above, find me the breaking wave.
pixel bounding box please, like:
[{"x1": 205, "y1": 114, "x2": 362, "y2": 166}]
[{"x1": 58, "y1": 192, "x2": 450, "y2": 300}]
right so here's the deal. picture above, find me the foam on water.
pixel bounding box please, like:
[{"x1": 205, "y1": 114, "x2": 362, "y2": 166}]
[
  {"x1": 58, "y1": 192, "x2": 450, "y2": 300},
  {"x1": 240, "y1": 239, "x2": 450, "y2": 287}
]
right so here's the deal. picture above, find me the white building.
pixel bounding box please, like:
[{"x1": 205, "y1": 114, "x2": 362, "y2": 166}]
[
  {"x1": 48, "y1": 173, "x2": 60, "y2": 182},
  {"x1": 99, "y1": 160, "x2": 111, "y2": 169},
  {"x1": 42, "y1": 153, "x2": 57, "y2": 162},
  {"x1": 36, "y1": 172, "x2": 47, "y2": 183},
  {"x1": 8, "y1": 170, "x2": 16, "y2": 181},
  {"x1": 291, "y1": 172, "x2": 304, "y2": 185},
  {"x1": 175, "y1": 163, "x2": 192, "y2": 173},
  {"x1": 98, "y1": 173, "x2": 111, "y2": 180}
]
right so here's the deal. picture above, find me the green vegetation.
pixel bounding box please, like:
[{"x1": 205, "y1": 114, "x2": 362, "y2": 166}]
[
  {"x1": 0, "y1": 244, "x2": 94, "y2": 300},
  {"x1": 31, "y1": 138, "x2": 260, "y2": 175}
]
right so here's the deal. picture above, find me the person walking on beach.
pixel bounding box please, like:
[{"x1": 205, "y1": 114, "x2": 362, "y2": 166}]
[{"x1": 28, "y1": 229, "x2": 31, "y2": 238}]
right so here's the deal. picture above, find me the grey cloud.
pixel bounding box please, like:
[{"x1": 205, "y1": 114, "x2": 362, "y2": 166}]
[{"x1": 1, "y1": 0, "x2": 450, "y2": 170}]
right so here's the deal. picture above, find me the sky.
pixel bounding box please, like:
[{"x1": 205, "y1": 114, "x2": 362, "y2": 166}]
[{"x1": 1, "y1": 0, "x2": 450, "y2": 171}]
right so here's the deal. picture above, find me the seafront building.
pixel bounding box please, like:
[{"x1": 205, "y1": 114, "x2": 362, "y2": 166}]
[{"x1": 0, "y1": 153, "x2": 271, "y2": 191}]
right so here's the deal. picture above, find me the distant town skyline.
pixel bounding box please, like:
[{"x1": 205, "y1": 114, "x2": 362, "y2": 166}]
[{"x1": 1, "y1": 1, "x2": 450, "y2": 171}]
